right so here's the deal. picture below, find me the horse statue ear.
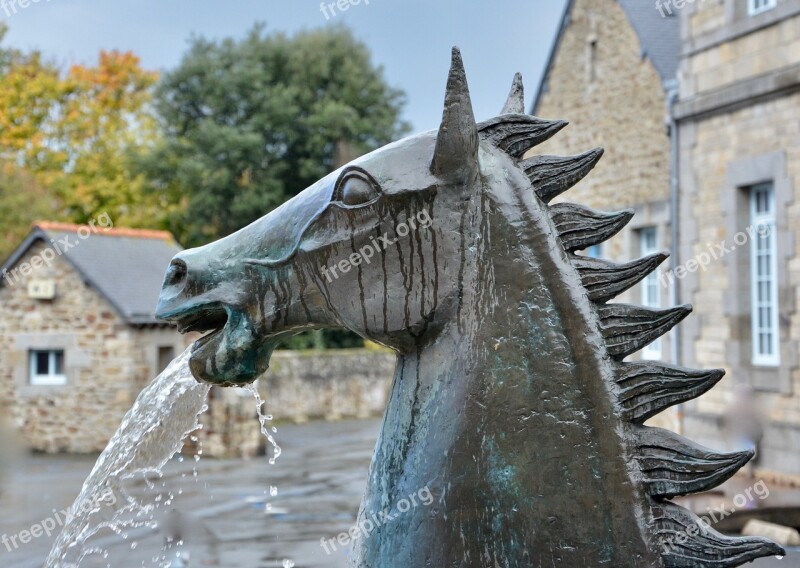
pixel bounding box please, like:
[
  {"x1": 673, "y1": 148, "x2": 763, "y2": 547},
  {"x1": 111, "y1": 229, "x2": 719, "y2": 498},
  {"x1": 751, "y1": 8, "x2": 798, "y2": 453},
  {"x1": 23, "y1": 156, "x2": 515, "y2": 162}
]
[
  {"x1": 501, "y1": 72, "x2": 525, "y2": 115},
  {"x1": 431, "y1": 47, "x2": 479, "y2": 183}
]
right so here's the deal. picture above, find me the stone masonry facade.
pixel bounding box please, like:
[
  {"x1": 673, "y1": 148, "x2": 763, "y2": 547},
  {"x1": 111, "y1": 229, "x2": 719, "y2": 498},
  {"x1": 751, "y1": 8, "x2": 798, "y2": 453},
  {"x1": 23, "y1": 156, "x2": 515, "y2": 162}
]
[
  {"x1": 676, "y1": 0, "x2": 800, "y2": 480},
  {"x1": 0, "y1": 231, "x2": 396, "y2": 458},
  {"x1": 0, "y1": 240, "x2": 187, "y2": 453},
  {"x1": 198, "y1": 349, "x2": 395, "y2": 458}
]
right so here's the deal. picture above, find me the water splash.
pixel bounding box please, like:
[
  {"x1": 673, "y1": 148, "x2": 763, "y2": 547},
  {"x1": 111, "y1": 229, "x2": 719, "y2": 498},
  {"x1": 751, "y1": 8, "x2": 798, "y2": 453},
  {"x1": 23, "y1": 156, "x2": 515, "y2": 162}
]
[
  {"x1": 246, "y1": 383, "x2": 281, "y2": 465},
  {"x1": 46, "y1": 348, "x2": 210, "y2": 567}
]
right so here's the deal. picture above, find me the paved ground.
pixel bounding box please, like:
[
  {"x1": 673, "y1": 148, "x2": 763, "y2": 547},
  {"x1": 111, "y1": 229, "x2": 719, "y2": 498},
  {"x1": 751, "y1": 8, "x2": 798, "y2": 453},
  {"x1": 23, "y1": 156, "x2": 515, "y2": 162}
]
[{"x1": 0, "y1": 418, "x2": 797, "y2": 567}]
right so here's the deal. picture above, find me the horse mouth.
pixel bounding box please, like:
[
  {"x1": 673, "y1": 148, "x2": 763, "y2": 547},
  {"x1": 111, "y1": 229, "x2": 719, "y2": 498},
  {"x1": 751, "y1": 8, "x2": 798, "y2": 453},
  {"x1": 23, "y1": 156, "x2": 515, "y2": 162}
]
[
  {"x1": 163, "y1": 300, "x2": 271, "y2": 386},
  {"x1": 174, "y1": 303, "x2": 229, "y2": 343}
]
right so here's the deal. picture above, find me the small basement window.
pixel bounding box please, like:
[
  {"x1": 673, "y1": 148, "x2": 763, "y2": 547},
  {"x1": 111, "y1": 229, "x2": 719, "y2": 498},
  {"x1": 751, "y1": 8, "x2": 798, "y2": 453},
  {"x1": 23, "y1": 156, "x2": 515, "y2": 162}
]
[{"x1": 29, "y1": 349, "x2": 66, "y2": 386}]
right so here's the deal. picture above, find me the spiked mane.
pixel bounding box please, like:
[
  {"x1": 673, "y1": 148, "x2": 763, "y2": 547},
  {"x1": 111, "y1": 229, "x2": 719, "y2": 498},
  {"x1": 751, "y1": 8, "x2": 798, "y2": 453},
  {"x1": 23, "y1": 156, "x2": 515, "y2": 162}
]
[{"x1": 472, "y1": 66, "x2": 784, "y2": 567}]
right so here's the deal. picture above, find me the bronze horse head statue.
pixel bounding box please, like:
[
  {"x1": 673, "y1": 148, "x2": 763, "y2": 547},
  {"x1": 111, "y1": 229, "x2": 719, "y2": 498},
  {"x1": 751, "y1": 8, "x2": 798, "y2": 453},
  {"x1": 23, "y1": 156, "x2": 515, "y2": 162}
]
[{"x1": 157, "y1": 48, "x2": 783, "y2": 567}]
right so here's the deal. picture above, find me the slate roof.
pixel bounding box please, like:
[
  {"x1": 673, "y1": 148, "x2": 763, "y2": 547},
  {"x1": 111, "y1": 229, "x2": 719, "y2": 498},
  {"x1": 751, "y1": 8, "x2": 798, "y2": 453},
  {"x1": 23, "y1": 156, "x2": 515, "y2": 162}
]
[
  {"x1": 532, "y1": 0, "x2": 681, "y2": 113},
  {"x1": 1, "y1": 222, "x2": 182, "y2": 325}
]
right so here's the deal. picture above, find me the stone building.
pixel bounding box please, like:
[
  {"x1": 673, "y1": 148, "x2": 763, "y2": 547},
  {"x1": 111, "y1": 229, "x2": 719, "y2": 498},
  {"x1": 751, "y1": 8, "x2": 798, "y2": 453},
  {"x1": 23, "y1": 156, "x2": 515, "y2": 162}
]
[
  {"x1": 0, "y1": 222, "x2": 192, "y2": 453},
  {"x1": 532, "y1": 0, "x2": 682, "y2": 428},
  {"x1": 0, "y1": 221, "x2": 395, "y2": 458},
  {"x1": 674, "y1": 0, "x2": 800, "y2": 480},
  {"x1": 534, "y1": 0, "x2": 800, "y2": 480}
]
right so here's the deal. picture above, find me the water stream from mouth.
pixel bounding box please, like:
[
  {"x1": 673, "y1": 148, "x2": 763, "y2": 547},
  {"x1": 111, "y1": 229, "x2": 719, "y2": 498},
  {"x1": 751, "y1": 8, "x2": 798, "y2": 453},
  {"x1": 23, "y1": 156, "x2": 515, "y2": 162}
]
[
  {"x1": 246, "y1": 383, "x2": 281, "y2": 465},
  {"x1": 45, "y1": 348, "x2": 210, "y2": 568}
]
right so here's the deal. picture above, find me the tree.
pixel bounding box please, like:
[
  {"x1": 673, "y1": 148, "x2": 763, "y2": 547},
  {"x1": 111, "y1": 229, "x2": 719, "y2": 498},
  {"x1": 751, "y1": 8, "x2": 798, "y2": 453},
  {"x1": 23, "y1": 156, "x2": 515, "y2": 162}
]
[
  {"x1": 141, "y1": 24, "x2": 410, "y2": 247},
  {"x1": 0, "y1": 166, "x2": 58, "y2": 261},
  {"x1": 0, "y1": 24, "x2": 162, "y2": 230},
  {"x1": 51, "y1": 51, "x2": 162, "y2": 226}
]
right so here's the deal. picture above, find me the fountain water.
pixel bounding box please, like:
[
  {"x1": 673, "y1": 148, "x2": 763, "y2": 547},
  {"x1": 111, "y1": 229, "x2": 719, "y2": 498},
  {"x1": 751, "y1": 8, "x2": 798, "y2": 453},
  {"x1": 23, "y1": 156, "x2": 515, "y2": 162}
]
[{"x1": 46, "y1": 348, "x2": 210, "y2": 567}]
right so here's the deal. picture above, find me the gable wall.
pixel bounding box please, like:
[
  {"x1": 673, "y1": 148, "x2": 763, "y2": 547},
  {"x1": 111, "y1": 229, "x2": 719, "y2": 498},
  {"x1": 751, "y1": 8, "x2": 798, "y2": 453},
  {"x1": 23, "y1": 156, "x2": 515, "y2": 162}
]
[{"x1": 0, "y1": 240, "x2": 183, "y2": 452}]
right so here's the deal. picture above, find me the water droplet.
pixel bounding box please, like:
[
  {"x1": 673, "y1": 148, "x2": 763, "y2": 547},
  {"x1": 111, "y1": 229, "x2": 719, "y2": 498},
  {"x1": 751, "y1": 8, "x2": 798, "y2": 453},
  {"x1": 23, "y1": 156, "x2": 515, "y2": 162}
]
[
  {"x1": 282, "y1": 560, "x2": 295, "y2": 568},
  {"x1": 270, "y1": 486, "x2": 278, "y2": 497}
]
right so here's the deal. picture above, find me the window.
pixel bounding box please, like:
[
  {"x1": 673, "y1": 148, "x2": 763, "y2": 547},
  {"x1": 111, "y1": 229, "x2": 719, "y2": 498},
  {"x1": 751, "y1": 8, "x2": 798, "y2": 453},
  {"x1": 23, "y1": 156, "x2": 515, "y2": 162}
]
[
  {"x1": 157, "y1": 346, "x2": 175, "y2": 374},
  {"x1": 29, "y1": 350, "x2": 66, "y2": 386},
  {"x1": 639, "y1": 227, "x2": 661, "y2": 360},
  {"x1": 748, "y1": 0, "x2": 776, "y2": 16},
  {"x1": 750, "y1": 183, "x2": 779, "y2": 365}
]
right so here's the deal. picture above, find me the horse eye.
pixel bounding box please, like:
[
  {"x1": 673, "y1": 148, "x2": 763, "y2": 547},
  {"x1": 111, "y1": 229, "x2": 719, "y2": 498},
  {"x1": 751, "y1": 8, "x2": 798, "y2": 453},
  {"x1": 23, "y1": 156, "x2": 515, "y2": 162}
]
[{"x1": 340, "y1": 175, "x2": 379, "y2": 206}]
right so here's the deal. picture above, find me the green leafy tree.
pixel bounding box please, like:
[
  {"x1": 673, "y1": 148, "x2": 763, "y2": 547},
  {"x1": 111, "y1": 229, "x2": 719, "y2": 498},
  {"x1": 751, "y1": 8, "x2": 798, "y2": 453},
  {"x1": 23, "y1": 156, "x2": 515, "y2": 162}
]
[
  {"x1": 0, "y1": 166, "x2": 58, "y2": 261},
  {"x1": 141, "y1": 24, "x2": 410, "y2": 247}
]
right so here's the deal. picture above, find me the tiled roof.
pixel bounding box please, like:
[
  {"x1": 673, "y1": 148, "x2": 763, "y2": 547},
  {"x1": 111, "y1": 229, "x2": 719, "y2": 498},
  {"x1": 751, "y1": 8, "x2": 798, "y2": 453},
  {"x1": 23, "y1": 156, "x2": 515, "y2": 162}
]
[
  {"x1": 617, "y1": 0, "x2": 681, "y2": 86},
  {"x1": 1, "y1": 222, "x2": 182, "y2": 325},
  {"x1": 34, "y1": 221, "x2": 175, "y2": 242}
]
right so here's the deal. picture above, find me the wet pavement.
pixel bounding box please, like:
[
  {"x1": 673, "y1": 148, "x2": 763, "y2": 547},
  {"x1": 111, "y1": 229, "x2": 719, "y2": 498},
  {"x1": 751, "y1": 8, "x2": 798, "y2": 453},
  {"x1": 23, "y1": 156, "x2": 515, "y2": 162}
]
[
  {"x1": 0, "y1": 418, "x2": 797, "y2": 567},
  {"x1": 1, "y1": 419, "x2": 379, "y2": 568}
]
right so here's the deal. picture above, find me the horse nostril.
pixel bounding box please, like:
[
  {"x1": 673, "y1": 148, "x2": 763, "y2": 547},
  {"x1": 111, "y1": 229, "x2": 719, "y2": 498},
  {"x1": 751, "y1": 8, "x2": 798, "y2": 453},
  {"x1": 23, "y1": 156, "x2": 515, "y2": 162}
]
[{"x1": 165, "y1": 259, "x2": 188, "y2": 287}]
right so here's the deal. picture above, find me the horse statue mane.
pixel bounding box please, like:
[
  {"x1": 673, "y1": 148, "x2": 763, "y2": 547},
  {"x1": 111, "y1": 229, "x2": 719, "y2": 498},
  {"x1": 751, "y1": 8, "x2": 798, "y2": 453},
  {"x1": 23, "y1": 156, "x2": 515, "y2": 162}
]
[{"x1": 157, "y1": 48, "x2": 784, "y2": 567}]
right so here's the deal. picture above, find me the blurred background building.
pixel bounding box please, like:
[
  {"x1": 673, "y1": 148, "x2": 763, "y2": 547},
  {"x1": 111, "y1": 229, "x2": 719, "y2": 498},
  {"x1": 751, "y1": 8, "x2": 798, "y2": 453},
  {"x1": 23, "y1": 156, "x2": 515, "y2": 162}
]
[
  {"x1": 533, "y1": 0, "x2": 800, "y2": 482},
  {"x1": 0, "y1": 223, "x2": 394, "y2": 458}
]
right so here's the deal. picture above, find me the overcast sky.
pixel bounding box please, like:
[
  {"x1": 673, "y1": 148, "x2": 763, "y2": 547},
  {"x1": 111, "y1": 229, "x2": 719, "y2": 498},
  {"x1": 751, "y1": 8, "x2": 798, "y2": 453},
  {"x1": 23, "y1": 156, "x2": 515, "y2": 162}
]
[{"x1": 2, "y1": 0, "x2": 568, "y2": 131}]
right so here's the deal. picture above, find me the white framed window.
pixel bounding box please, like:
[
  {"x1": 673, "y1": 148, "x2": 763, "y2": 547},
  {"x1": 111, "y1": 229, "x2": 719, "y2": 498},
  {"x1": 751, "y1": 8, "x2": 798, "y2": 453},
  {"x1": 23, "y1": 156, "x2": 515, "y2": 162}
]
[
  {"x1": 748, "y1": 0, "x2": 776, "y2": 16},
  {"x1": 749, "y1": 183, "x2": 780, "y2": 366},
  {"x1": 639, "y1": 227, "x2": 661, "y2": 360},
  {"x1": 29, "y1": 349, "x2": 67, "y2": 386}
]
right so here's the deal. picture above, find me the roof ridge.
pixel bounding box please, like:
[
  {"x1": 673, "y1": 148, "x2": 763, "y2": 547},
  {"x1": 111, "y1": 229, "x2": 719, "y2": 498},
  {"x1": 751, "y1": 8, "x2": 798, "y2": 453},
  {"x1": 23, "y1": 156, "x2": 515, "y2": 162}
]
[{"x1": 33, "y1": 221, "x2": 175, "y2": 241}]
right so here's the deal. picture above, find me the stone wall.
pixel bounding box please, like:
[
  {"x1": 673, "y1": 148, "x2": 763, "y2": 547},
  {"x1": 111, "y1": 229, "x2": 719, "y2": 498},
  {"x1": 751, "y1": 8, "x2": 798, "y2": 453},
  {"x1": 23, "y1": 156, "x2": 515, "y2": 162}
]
[
  {"x1": 0, "y1": 240, "x2": 188, "y2": 453},
  {"x1": 534, "y1": 0, "x2": 672, "y2": 216},
  {"x1": 682, "y1": 0, "x2": 800, "y2": 98},
  {"x1": 257, "y1": 349, "x2": 395, "y2": 422},
  {"x1": 191, "y1": 349, "x2": 395, "y2": 458},
  {"x1": 677, "y1": 0, "x2": 800, "y2": 479}
]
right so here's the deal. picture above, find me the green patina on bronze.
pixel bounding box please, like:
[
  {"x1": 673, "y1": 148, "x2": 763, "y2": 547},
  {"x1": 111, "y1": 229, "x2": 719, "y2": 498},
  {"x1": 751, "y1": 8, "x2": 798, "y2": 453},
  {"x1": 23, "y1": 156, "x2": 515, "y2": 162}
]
[{"x1": 157, "y1": 48, "x2": 783, "y2": 567}]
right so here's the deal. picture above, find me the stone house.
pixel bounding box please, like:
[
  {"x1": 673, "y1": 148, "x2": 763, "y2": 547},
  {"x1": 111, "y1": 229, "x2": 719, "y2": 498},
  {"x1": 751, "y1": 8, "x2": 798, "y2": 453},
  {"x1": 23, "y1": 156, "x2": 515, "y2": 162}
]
[
  {"x1": 674, "y1": 0, "x2": 800, "y2": 480},
  {"x1": 0, "y1": 221, "x2": 192, "y2": 453},
  {"x1": 534, "y1": 0, "x2": 800, "y2": 480},
  {"x1": 532, "y1": 0, "x2": 682, "y2": 428},
  {"x1": 0, "y1": 221, "x2": 395, "y2": 458}
]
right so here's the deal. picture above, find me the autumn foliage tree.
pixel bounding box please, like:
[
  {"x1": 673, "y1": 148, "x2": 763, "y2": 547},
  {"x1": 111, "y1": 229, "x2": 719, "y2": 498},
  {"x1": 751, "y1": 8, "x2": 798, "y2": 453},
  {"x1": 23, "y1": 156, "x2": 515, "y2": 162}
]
[{"x1": 0, "y1": 23, "x2": 163, "y2": 244}]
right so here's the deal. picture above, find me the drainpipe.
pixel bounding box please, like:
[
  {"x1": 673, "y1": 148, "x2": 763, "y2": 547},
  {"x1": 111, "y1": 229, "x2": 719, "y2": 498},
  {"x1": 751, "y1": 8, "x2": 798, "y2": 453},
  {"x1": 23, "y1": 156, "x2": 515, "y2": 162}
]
[{"x1": 666, "y1": 80, "x2": 683, "y2": 434}]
